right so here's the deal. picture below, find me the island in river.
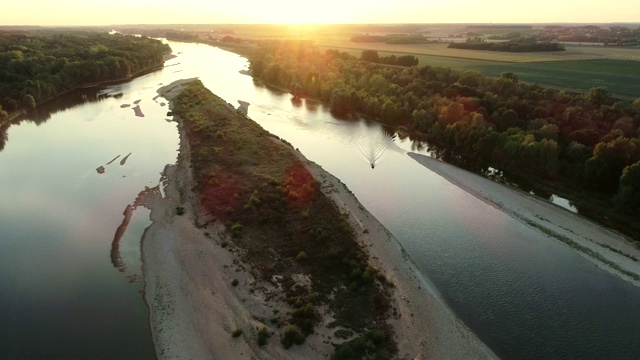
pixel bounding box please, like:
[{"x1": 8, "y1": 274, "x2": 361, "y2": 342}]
[{"x1": 144, "y1": 78, "x2": 496, "y2": 359}]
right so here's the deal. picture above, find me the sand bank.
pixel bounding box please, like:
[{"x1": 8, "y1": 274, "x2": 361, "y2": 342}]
[
  {"x1": 408, "y1": 152, "x2": 640, "y2": 286},
  {"x1": 141, "y1": 79, "x2": 496, "y2": 359}
]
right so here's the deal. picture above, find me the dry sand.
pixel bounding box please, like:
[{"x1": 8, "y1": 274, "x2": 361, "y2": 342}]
[
  {"x1": 408, "y1": 152, "x2": 640, "y2": 287},
  {"x1": 142, "y1": 79, "x2": 497, "y2": 359}
]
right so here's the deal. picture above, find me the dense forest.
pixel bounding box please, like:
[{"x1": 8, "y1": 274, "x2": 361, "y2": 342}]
[
  {"x1": 448, "y1": 37, "x2": 565, "y2": 52},
  {"x1": 249, "y1": 40, "x2": 640, "y2": 217},
  {"x1": 0, "y1": 31, "x2": 171, "y2": 119}
]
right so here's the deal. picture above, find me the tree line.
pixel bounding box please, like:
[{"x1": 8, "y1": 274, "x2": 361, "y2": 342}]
[
  {"x1": 248, "y1": 40, "x2": 640, "y2": 216},
  {"x1": 0, "y1": 30, "x2": 171, "y2": 116},
  {"x1": 448, "y1": 37, "x2": 565, "y2": 52},
  {"x1": 360, "y1": 50, "x2": 419, "y2": 67},
  {"x1": 351, "y1": 34, "x2": 429, "y2": 45}
]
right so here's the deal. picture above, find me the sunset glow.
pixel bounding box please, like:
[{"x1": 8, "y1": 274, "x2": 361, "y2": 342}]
[{"x1": 2, "y1": 0, "x2": 638, "y2": 25}]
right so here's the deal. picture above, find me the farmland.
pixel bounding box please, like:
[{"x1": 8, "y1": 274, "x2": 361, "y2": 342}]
[
  {"x1": 473, "y1": 59, "x2": 640, "y2": 99},
  {"x1": 317, "y1": 40, "x2": 608, "y2": 62},
  {"x1": 114, "y1": 23, "x2": 640, "y2": 98},
  {"x1": 236, "y1": 26, "x2": 640, "y2": 98},
  {"x1": 333, "y1": 47, "x2": 640, "y2": 98}
]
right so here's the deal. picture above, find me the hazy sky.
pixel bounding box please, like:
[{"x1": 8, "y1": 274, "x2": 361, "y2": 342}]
[{"x1": 2, "y1": 0, "x2": 639, "y2": 26}]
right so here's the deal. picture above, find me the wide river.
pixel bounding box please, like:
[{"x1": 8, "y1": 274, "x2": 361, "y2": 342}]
[{"x1": 1, "y1": 40, "x2": 640, "y2": 359}]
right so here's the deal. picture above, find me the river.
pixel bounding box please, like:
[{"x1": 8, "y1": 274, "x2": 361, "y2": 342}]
[{"x1": 1, "y1": 39, "x2": 640, "y2": 358}]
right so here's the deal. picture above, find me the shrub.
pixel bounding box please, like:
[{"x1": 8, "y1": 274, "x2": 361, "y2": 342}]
[
  {"x1": 176, "y1": 206, "x2": 185, "y2": 215},
  {"x1": 257, "y1": 326, "x2": 270, "y2": 346},
  {"x1": 232, "y1": 328, "x2": 243, "y2": 337},
  {"x1": 231, "y1": 279, "x2": 239, "y2": 286},
  {"x1": 231, "y1": 222, "x2": 243, "y2": 237},
  {"x1": 270, "y1": 317, "x2": 281, "y2": 326},
  {"x1": 281, "y1": 325, "x2": 305, "y2": 349}
]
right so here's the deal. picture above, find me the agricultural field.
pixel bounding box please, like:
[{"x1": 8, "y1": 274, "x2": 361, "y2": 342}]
[
  {"x1": 138, "y1": 23, "x2": 640, "y2": 99},
  {"x1": 316, "y1": 40, "x2": 593, "y2": 62},
  {"x1": 473, "y1": 59, "x2": 640, "y2": 99},
  {"x1": 315, "y1": 41, "x2": 640, "y2": 98},
  {"x1": 332, "y1": 47, "x2": 640, "y2": 98}
]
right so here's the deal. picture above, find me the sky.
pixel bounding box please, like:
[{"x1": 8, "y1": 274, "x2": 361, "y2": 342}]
[{"x1": 2, "y1": 0, "x2": 639, "y2": 26}]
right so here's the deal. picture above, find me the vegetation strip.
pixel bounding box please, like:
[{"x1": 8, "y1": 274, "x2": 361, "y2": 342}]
[
  {"x1": 246, "y1": 39, "x2": 640, "y2": 240},
  {"x1": 0, "y1": 31, "x2": 171, "y2": 125},
  {"x1": 172, "y1": 80, "x2": 396, "y2": 358}
]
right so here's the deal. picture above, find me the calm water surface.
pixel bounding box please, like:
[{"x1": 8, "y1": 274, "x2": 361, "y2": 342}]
[
  {"x1": 2, "y1": 40, "x2": 640, "y2": 359},
  {"x1": 178, "y1": 42, "x2": 640, "y2": 359},
  {"x1": 0, "y1": 65, "x2": 180, "y2": 357}
]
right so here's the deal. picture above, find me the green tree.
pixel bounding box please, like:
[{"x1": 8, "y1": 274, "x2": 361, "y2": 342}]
[
  {"x1": 459, "y1": 70, "x2": 483, "y2": 87},
  {"x1": 501, "y1": 72, "x2": 519, "y2": 83},
  {"x1": 537, "y1": 123, "x2": 559, "y2": 141},
  {"x1": 632, "y1": 98, "x2": 640, "y2": 112},
  {"x1": 586, "y1": 137, "x2": 640, "y2": 191},
  {"x1": 23, "y1": 94, "x2": 36, "y2": 110},
  {"x1": 616, "y1": 161, "x2": 640, "y2": 214},
  {"x1": 360, "y1": 50, "x2": 380, "y2": 63},
  {"x1": 495, "y1": 109, "x2": 520, "y2": 132},
  {"x1": 330, "y1": 88, "x2": 353, "y2": 116},
  {"x1": 585, "y1": 86, "x2": 611, "y2": 106},
  {"x1": 0, "y1": 104, "x2": 8, "y2": 122}
]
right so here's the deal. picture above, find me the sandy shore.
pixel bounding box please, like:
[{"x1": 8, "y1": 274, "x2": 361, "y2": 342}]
[
  {"x1": 408, "y1": 152, "x2": 640, "y2": 287},
  {"x1": 303, "y1": 158, "x2": 497, "y2": 360},
  {"x1": 142, "y1": 79, "x2": 497, "y2": 359}
]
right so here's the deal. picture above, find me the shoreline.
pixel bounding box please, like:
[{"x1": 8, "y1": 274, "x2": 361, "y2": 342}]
[
  {"x1": 1, "y1": 59, "x2": 168, "y2": 128},
  {"x1": 301, "y1": 156, "x2": 497, "y2": 359},
  {"x1": 141, "y1": 79, "x2": 497, "y2": 359},
  {"x1": 408, "y1": 152, "x2": 640, "y2": 287}
]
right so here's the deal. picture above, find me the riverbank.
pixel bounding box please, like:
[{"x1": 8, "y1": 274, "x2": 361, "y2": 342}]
[
  {"x1": 142, "y1": 78, "x2": 496, "y2": 359},
  {"x1": 0, "y1": 53, "x2": 172, "y2": 129},
  {"x1": 302, "y1": 158, "x2": 497, "y2": 359},
  {"x1": 408, "y1": 152, "x2": 640, "y2": 286}
]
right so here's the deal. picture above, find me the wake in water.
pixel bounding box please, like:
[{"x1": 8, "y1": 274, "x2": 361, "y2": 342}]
[{"x1": 350, "y1": 126, "x2": 403, "y2": 169}]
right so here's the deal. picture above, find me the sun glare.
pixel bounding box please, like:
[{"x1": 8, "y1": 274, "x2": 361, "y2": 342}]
[{"x1": 245, "y1": 0, "x2": 361, "y2": 24}]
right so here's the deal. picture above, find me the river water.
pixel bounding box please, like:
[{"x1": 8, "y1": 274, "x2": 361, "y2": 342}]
[{"x1": 2, "y1": 39, "x2": 640, "y2": 358}]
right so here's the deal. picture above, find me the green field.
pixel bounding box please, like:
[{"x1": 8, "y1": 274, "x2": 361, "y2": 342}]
[
  {"x1": 324, "y1": 46, "x2": 640, "y2": 99},
  {"x1": 473, "y1": 59, "x2": 640, "y2": 99}
]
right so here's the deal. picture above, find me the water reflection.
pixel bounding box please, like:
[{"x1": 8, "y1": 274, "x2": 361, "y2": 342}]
[
  {"x1": 20, "y1": 88, "x2": 111, "y2": 125},
  {"x1": 0, "y1": 56, "x2": 175, "y2": 357},
  {"x1": 111, "y1": 185, "x2": 160, "y2": 277},
  {"x1": 0, "y1": 122, "x2": 8, "y2": 151},
  {"x1": 550, "y1": 195, "x2": 578, "y2": 213}
]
